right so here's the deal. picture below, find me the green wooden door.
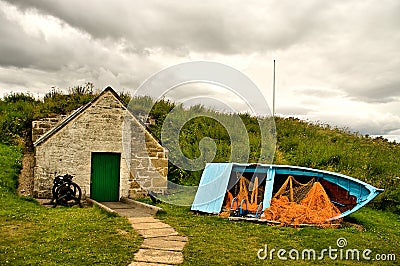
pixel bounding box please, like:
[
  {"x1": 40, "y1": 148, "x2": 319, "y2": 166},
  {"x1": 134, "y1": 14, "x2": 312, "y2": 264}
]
[{"x1": 91, "y1": 152, "x2": 121, "y2": 202}]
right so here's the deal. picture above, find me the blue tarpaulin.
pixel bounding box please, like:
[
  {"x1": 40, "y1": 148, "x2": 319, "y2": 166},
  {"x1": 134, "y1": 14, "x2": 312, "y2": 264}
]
[{"x1": 191, "y1": 163, "x2": 233, "y2": 213}]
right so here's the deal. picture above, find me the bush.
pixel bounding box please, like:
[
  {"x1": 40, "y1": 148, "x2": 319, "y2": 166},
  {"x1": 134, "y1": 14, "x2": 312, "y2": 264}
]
[
  {"x1": 373, "y1": 187, "x2": 400, "y2": 214},
  {"x1": 0, "y1": 85, "x2": 96, "y2": 146},
  {"x1": 0, "y1": 144, "x2": 22, "y2": 192}
]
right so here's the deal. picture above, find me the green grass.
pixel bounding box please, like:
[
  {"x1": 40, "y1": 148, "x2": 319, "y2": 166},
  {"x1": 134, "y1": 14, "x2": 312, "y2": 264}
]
[
  {"x1": 156, "y1": 202, "x2": 400, "y2": 265},
  {"x1": 0, "y1": 144, "x2": 142, "y2": 265},
  {"x1": 0, "y1": 144, "x2": 22, "y2": 192},
  {"x1": 275, "y1": 117, "x2": 400, "y2": 212}
]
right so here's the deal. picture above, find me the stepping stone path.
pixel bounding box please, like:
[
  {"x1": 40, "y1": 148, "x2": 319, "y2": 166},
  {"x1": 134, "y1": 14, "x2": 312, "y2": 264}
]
[{"x1": 99, "y1": 200, "x2": 188, "y2": 265}]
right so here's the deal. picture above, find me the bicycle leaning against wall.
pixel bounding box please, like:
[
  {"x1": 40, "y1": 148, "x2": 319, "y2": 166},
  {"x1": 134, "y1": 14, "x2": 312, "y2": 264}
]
[{"x1": 50, "y1": 174, "x2": 82, "y2": 207}]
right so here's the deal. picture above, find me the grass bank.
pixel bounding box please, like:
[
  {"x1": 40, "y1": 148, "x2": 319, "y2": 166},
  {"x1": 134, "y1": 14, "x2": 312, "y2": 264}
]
[
  {"x1": 0, "y1": 144, "x2": 141, "y2": 265},
  {"x1": 275, "y1": 117, "x2": 400, "y2": 213},
  {"x1": 156, "y1": 202, "x2": 399, "y2": 265}
]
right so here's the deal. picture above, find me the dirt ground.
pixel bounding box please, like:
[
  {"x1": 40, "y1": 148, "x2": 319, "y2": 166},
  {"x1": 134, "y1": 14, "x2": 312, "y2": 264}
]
[{"x1": 17, "y1": 152, "x2": 34, "y2": 197}]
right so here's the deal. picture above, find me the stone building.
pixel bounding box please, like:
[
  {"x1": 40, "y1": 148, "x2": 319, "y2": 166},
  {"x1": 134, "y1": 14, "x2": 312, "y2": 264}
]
[{"x1": 32, "y1": 87, "x2": 168, "y2": 201}]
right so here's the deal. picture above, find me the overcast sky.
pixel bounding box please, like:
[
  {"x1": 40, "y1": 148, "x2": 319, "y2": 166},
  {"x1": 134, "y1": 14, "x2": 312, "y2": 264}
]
[{"x1": 0, "y1": 0, "x2": 399, "y2": 141}]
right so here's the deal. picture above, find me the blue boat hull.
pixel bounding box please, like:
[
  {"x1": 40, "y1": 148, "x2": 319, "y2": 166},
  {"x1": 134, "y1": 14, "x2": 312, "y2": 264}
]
[{"x1": 191, "y1": 163, "x2": 384, "y2": 220}]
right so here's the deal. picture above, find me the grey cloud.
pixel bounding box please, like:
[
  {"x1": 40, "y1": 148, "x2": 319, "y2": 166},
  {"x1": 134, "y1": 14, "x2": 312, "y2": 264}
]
[
  {"x1": 347, "y1": 80, "x2": 400, "y2": 104},
  {"x1": 306, "y1": 110, "x2": 400, "y2": 136},
  {"x1": 279, "y1": 106, "x2": 313, "y2": 116},
  {"x1": 4, "y1": 0, "x2": 399, "y2": 67},
  {"x1": 4, "y1": 0, "x2": 336, "y2": 54},
  {"x1": 0, "y1": 0, "x2": 163, "y2": 90},
  {"x1": 294, "y1": 88, "x2": 345, "y2": 98},
  {"x1": 0, "y1": 6, "x2": 76, "y2": 71},
  {"x1": 0, "y1": 11, "x2": 47, "y2": 69}
]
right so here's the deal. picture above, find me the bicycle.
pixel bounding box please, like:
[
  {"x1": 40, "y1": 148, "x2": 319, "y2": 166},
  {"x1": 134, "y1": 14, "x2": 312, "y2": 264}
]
[{"x1": 51, "y1": 174, "x2": 82, "y2": 207}]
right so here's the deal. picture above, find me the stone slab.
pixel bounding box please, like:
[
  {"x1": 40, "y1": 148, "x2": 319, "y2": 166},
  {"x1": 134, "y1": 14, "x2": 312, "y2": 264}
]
[
  {"x1": 129, "y1": 217, "x2": 161, "y2": 224},
  {"x1": 142, "y1": 238, "x2": 187, "y2": 251},
  {"x1": 128, "y1": 262, "x2": 173, "y2": 266},
  {"x1": 113, "y1": 208, "x2": 153, "y2": 217},
  {"x1": 101, "y1": 202, "x2": 130, "y2": 209},
  {"x1": 136, "y1": 228, "x2": 178, "y2": 238},
  {"x1": 131, "y1": 222, "x2": 172, "y2": 230},
  {"x1": 134, "y1": 249, "x2": 183, "y2": 265},
  {"x1": 160, "y1": 235, "x2": 189, "y2": 242},
  {"x1": 101, "y1": 202, "x2": 154, "y2": 217},
  {"x1": 94, "y1": 200, "x2": 188, "y2": 265},
  {"x1": 121, "y1": 197, "x2": 162, "y2": 213}
]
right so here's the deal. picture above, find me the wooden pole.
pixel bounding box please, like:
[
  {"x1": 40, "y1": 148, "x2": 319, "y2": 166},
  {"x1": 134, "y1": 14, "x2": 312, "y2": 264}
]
[{"x1": 289, "y1": 176, "x2": 294, "y2": 202}]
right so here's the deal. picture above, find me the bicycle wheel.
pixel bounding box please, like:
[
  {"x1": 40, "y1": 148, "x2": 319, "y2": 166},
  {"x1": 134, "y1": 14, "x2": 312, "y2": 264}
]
[
  {"x1": 51, "y1": 176, "x2": 64, "y2": 205},
  {"x1": 55, "y1": 182, "x2": 82, "y2": 207}
]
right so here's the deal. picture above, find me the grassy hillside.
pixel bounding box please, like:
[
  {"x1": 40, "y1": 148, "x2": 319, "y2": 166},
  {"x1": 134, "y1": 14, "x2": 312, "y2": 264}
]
[
  {"x1": 274, "y1": 117, "x2": 400, "y2": 212},
  {"x1": 1, "y1": 89, "x2": 399, "y2": 212},
  {"x1": 129, "y1": 98, "x2": 400, "y2": 212}
]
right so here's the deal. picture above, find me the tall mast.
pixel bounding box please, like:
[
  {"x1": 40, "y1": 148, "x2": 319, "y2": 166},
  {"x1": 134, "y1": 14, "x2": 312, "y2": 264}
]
[{"x1": 273, "y1": 59, "x2": 276, "y2": 117}]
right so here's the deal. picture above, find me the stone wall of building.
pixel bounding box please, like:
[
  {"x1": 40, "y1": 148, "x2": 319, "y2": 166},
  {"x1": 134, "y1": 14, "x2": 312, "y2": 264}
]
[
  {"x1": 32, "y1": 115, "x2": 67, "y2": 142},
  {"x1": 124, "y1": 115, "x2": 168, "y2": 198},
  {"x1": 33, "y1": 90, "x2": 167, "y2": 199}
]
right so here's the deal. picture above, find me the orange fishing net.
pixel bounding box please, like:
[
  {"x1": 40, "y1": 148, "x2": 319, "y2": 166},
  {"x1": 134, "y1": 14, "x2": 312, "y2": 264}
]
[
  {"x1": 236, "y1": 176, "x2": 249, "y2": 205},
  {"x1": 222, "y1": 176, "x2": 260, "y2": 212},
  {"x1": 224, "y1": 190, "x2": 234, "y2": 210},
  {"x1": 248, "y1": 177, "x2": 259, "y2": 212},
  {"x1": 263, "y1": 181, "x2": 341, "y2": 227},
  {"x1": 226, "y1": 176, "x2": 250, "y2": 210},
  {"x1": 274, "y1": 176, "x2": 314, "y2": 203}
]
